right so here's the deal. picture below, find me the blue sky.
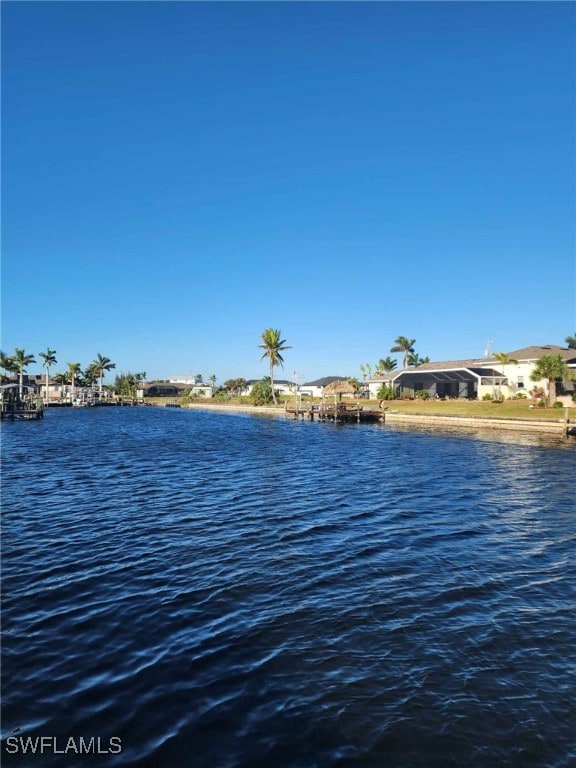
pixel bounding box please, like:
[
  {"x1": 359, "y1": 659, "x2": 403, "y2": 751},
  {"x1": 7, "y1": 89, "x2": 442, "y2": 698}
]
[{"x1": 2, "y1": 1, "x2": 575, "y2": 385}]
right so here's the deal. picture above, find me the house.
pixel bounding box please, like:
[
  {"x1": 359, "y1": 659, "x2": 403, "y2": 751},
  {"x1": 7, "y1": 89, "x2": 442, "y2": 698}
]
[
  {"x1": 239, "y1": 376, "x2": 353, "y2": 399},
  {"x1": 239, "y1": 379, "x2": 294, "y2": 397},
  {"x1": 367, "y1": 345, "x2": 576, "y2": 402},
  {"x1": 141, "y1": 380, "x2": 213, "y2": 398},
  {"x1": 301, "y1": 376, "x2": 353, "y2": 398}
]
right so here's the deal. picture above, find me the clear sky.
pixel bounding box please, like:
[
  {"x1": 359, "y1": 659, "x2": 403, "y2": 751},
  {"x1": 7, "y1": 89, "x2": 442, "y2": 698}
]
[{"x1": 2, "y1": 1, "x2": 575, "y2": 385}]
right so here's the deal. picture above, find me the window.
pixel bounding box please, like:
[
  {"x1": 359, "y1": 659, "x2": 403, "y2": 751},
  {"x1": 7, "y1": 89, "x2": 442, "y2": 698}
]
[{"x1": 517, "y1": 376, "x2": 524, "y2": 389}]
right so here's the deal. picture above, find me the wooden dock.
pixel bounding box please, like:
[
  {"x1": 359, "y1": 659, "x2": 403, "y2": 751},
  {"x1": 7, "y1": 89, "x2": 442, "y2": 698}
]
[
  {"x1": 1, "y1": 384, "x2": 44, "y2": 421},
  {"x1": 285, "y1": 403, "x2": 385, "y2": 424}
]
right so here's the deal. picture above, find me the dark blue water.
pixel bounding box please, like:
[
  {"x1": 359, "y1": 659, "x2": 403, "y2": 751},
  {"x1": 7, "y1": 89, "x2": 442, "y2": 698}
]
[{"x1": 2, "y1": 407, "x2": 575, "y2": 767}]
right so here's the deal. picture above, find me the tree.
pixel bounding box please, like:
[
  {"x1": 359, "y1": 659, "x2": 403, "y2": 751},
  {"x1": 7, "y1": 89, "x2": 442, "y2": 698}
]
[
  {"x1": 13, "y1": 348, "x2": 37, "y2": 397},
  {"x1": 92, "y1": 353, "x2": 116, "y2": 398},
  {"x1": 565, "y1": 333, "x2": 576, "y2": 349},
  {"x1": 251, "y1": 378, "x2": 274, "y2": 406},
  {"x1": 84, "y1": 362, "x2": 99, "y2": 387},
  {"x1": 407, "y1": 352, "x2": 430, "y2": 367},
  {"x1": 67, "y1": 362, "x2": 82, "y2": 400},
  {"x1": 53, "y1": 371, "x2": 70, "y2": 385},
  {"x1": 209, "y1": 374, "x2": 217, "y2": 390},
  {"x1": 359, "y1": 363, "x2": 372, "y2": 382},
  {"x1": 493, "y1": 352, "x2": 519, "y2": 399},
  {"x1": 223, "y1": 378, "x2": 247, "y2": 396},
  {"x1": 39, "y1": 347, "x2": 57, "y2": 404},
  {"x1": 0, "y1": 351, "x2": 17, "y2": 383},
  {"x1": 114, "y1": 372, "x2": 144, "y2": 398},
  {"x1": 347, "y1": 377, "x2": 362, "y2": 396},
  {"x1": 258, "y1": 328, "x2": 291, "y2": 405},
  {"x1": 530, "y1": 355, "x2": 572, "y2": 407},
  {"x1": 376, "y1": 356, "x2": 397, "y2": 375},
  {"x1": 390, "y1": 337, "x2": 416, "y2": 369}
]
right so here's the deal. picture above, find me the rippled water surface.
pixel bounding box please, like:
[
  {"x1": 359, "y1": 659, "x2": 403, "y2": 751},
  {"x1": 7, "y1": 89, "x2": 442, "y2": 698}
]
[{"x1": 2, "y1": 407, "x2": 575, "y2": 767}]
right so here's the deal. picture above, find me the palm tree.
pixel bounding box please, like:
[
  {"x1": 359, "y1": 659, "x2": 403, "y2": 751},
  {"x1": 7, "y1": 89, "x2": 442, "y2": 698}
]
[
  {"x1": 13, "y1": 348, "x2": 37, "y2": 397},
  {"x1": 376, "y1": 356, "x2": 397, "y2": 375},
  {"x1": 530, "y1": 355, "x2": 572, "y2": 407},
  {"x1": 67, "y1": 362, "x2": 82, "y2": 400},
  {"x1": 84, "y1": 362, "x2": 99, "y2": 387},
  {"x1": 359, "y1": 363, "x2": 372, "y2": 382},
  {"x1": 390, "y1": 337, "x2": 416, "y2": 369},
  {"x1": 407, "y1": 352, "x2": 430, "y2": 367},
  {"x1": 209, "y1": 374, "x2": 217, "y2": 391},
  {"x1": 92, "y1": 353, "x2": 116, "y2": 399},
  {"x1": 493, "y1": 352, "x2": 519, "y2": 399},
  {"x1": 38, "y1": 347, "x2": 57, "y2": 405},
  {"x1": 0, "y1": 351, "x2": 17, "y2": 383},
  {"x1": 258, "y1": 328, "x2": 291, "y2": 405},
  {"x1": 565, "y1": 333, "x2": 576, "y2": 349},
  {"x1": 53, "y1": 372, "x2": 70, "y2": 385}
]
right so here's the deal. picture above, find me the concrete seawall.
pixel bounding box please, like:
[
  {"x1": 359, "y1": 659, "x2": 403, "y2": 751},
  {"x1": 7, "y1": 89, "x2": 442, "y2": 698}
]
[
  {"x1": 184, "y1": 402, "x2": 570, "y2": 434},
  {"x1": 384, "y1": 411, "x2": 566, "y2": 434}
]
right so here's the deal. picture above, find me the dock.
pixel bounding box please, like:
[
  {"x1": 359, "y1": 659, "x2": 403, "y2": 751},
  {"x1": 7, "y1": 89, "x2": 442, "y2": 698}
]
[
  {"x1": 1, "y1": 384, "x2": 44, "y2": 421},
  {"x1": 285, "y1": 403, "x2": 385, "y2": 424}
]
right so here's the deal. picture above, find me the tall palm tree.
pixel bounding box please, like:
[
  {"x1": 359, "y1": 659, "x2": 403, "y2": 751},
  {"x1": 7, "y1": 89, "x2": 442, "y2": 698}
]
[
  {"x1": 13, "y1": 348, "x2": 37, "y2": 397},
  {"x1": 92, "y1": 353, "x2": 116, "y2": 398},
  {"x1": 38, "y1": 348, "x2": 57, "y2": 405},
  {"x1": 565, "y1": 333, "x2": 576, "y2": 349},
  {"x1": 530, "y1": 355, "x2": 572, "y2": 407},
  {"x1": 493, "y1": 352, "x2": 519, "y2": 399},
  {"x1": 209, "y1": 374, "x2": 217, "y2": 391},
  {"x1": 67, "y1": 362, "x2": 82, "y2": 400},
  {"x1": 390, "y1": 336, "x2": 416, "y2": 369},
  {"x1": 376, "y1": 356, "x2": 397, "y2": 375},
  {"x1": 258, "y1": 328, "x2": 291, "y2": 405}
]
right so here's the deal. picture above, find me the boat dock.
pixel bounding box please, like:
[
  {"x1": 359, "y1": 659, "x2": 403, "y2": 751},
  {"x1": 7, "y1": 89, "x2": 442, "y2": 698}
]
[
  {"x1": 285, "y1": 403, "x2": 385, "y2": 424},
  {"x1": 1, "y1": 384, "x2": 44, "y2": 421}
]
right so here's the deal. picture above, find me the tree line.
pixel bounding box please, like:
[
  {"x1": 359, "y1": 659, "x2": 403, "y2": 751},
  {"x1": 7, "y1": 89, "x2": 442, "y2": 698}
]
[{"x1": 3, "y1": 332, "x2": 575, "y2": 405}]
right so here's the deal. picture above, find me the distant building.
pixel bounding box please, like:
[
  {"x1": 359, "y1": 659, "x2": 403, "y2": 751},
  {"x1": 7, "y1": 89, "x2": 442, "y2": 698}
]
[{"x1": 142, "y1": 381, "x2": 213, "y2": 398}]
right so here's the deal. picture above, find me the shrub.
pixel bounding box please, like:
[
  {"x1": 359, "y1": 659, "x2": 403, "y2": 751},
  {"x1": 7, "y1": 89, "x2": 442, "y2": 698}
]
[
  {"x1": 251, "y1": 379, "x2": 274, "y2": 406},
  {"x1": 414, "y1": 390, "x2": 429, "y2": 400},
  {"x1": 482, "y1": 393, "x2": 493, "y2": 401},
  {"x1": 377, "y1": 384, "x2": 396, "y2": 400},
  {"x1": 514, "y1": 392, "x2": 527, "y2": 399},
  {"x1": 553, "y1": 401, "x2": 564, "y2": 409}
]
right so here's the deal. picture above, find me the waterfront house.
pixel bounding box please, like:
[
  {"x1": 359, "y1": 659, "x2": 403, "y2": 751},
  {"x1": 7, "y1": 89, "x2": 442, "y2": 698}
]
[
  {"x1": 368, "y1": 345, "x2": 576, "y2": 402},
  {"x1": 141, "y1": 380, "x2": 213, "y2": 398}
]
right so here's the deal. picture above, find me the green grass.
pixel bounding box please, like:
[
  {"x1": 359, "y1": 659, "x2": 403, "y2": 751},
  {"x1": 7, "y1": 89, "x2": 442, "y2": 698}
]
[
  {"x1": 370, "y1": 399, "x2": 575, "y2": 421},
  {"x1": 145, "y1": 395, "x2": 575, "y2": 422}
]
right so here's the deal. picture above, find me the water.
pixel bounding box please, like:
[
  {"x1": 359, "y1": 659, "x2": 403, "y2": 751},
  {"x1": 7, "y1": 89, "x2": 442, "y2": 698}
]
[{"x1": 2, "y1": 407, "x2": 575, "y2": 767}]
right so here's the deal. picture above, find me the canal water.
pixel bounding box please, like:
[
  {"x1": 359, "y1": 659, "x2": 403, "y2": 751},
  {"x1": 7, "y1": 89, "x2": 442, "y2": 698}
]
[{"x1": 1, "y1": 407, "x2": 574, "y2": 767}]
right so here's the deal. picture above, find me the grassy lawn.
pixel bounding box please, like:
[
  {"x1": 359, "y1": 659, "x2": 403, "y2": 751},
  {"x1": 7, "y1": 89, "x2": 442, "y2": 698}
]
[
  {"x1": 146, "y1": 395, "x2": 574, "y2": 422},
  {"x1": 370, "y1": 399, "x2": 575, "y2": 421}
]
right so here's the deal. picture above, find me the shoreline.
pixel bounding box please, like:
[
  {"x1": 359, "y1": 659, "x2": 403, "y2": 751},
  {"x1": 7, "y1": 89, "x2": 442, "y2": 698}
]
[{"x1": 183, "y1": 402, "x2": 571, "y2": 435}]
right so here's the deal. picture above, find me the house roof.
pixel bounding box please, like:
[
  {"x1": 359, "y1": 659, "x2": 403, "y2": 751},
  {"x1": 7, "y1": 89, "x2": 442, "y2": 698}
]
[
  {"x1": 504, "y1": 345, "x2": 576, "y2": 362},
  {"x1": 369, "y1": 345, "x2": 576, "y2": 381},
  {"x1": 303, "y1": 376, "x2": 350, "y2": 387}
]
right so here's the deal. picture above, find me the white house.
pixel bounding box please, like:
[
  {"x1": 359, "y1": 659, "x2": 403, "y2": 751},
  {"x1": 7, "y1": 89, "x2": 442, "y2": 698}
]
[{"x1": 368, "y1": 345, "x2": 576, "y2": 402}]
